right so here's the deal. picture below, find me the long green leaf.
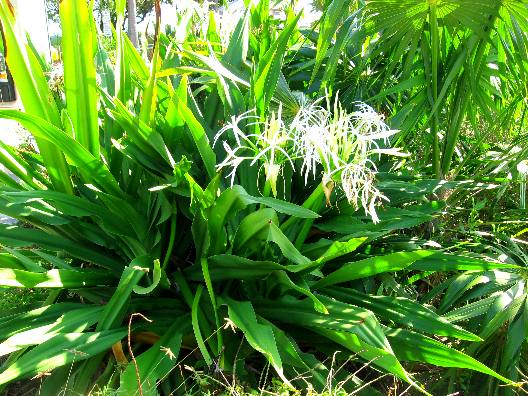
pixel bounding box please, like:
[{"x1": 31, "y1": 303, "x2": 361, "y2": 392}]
[
  {"x1": 0, "y1": 306, "x2": 102, "y2": 357},
  {"x1": 0, "y1": 268, "x2": 113, "y2": 288},
  {"x1": 59, "y1": 0, "x2": 99, "y2": 157},
  {"x1": 0, "y1": 224, "x2": 123, "y2": 271},
  {"x1": 326, "y1": 287, "x2": 481, "y2": 341},
  {"x1": 254, "y1": 13, "x2": 301, "y2": 116},
  {"x1": 386, "y1": 328, "x2": 512, "y2": 383},
  {"x1": 225, "y1": 298, "x2": 290, "y2": 386},
  {"x1": 0, "y1": 110, "x2": 122, "y2": 197},
  {"x1": 0, "y1": 329, "x2": 127, "y2": 385},
  {"x1": 311, "y1": 0, "x2": 352, "y2": 87},
  {"x1": 0, "y1": 0, "x2": 72, "y2": 194},
  {"x1": 313, "y1": 250, "x2": 436, "y2": 289}
]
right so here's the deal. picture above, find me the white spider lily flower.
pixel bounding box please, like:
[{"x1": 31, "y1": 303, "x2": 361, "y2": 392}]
[
  {"x1": 291, "y1": 99, "x2": 334, "y2": 182},
  {"x1": 517, "y1": 160, "x2": 528, "y2": 176},
  {"x1": 291, "y1": 96, "x2": 404, "y2": 222},
  {"x1": 338, "y1": 163, "x2": 389, "y2": 223},
  {"x1": 217, "y1": 94, "x2": 405, "y2": 221},
  {"x1": 251, "y1": 106, "x2": 295, "y2": 196},
  {"x1": 216, "y1": 107, "x2": 294, "y2": 196},
  {"x1": 213, "y1": 110, "x2": 260, "y2": 148},
  {"x1": 216, "y1": 141, "x2": 251, "y2": 187},
  {"x1": 352, "y1": 103, "x2": 398, "y2": 143}
]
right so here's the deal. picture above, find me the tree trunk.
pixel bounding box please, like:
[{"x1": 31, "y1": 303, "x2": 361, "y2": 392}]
[{"x1": 127, "y1": 0, "x2": 139, "y2": 49}]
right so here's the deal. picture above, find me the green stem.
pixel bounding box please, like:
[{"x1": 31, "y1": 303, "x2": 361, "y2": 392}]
[
  {"x1": 441, "y1": 78, "x2": 470, "y2": 174},
  {"x1": 430, "y1": 4, "x2": 441, "y2": 178},
  {"x1": 520, "y1": 177, "x2": 526, "y2": 210},
  {"x1": 280, "y1": 183, "x2": 324, "y2": 233},
  {"x1": 262, "y1": 180, "x2": 272, "y2": 197},
  {"x1": 259, "y1": 181, "x2": 272, "y2": 210},
  {"x1": 44, "y1": 289, "x2": 61, "y2": 305},
  {"x1": 162, "y1": 213, "x2": 177, "y2": 271}
]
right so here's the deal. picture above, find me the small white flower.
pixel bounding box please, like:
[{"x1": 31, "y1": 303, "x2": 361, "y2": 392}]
[
  {"x1": 339, "y1": 163, "x2": 388, "y2": 223},
  {"x1": 213, "y1": 109, "x2": 260, "y2": 148},
  {"x1": 517, "y1": 160, "x2": 528, "y2": 177},
  {"x1": 352, "y1": 103, "x2": 398, "y2": 142},
  {"x1": 216, "y1": 106, "x2": 295, "y2": 196},
  {"x1": 216, "y1": 141, "x2": 251, "y2": 187}
]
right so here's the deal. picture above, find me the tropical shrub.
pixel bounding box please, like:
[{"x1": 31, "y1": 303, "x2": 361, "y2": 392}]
[
  {"x1": 290, "y1": 0, "x2": 528, "y2": 179},
  {"x1": 424, "y1": 233, "x2": 528, "y2": 395},
  {"x1": 0, "y1": 0, "x2": 525, "y2": 395}
]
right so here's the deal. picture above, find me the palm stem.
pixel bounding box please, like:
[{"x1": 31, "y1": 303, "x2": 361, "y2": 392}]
[{"x1": 429, "y1": 4, "x2": 441, "y2": 178}]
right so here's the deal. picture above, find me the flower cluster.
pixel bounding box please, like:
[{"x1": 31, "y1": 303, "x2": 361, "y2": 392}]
[{"x1": 214, "y1": 96, "x2": 408, "y2": 222}]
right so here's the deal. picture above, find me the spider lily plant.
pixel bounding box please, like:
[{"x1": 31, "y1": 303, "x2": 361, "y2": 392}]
[
  {"x1": 0, "y1": 0, "x2": 519, "y2": 394},
  {"x1": 215, "y1": 97, "x2": 407, "y2": 222}
]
